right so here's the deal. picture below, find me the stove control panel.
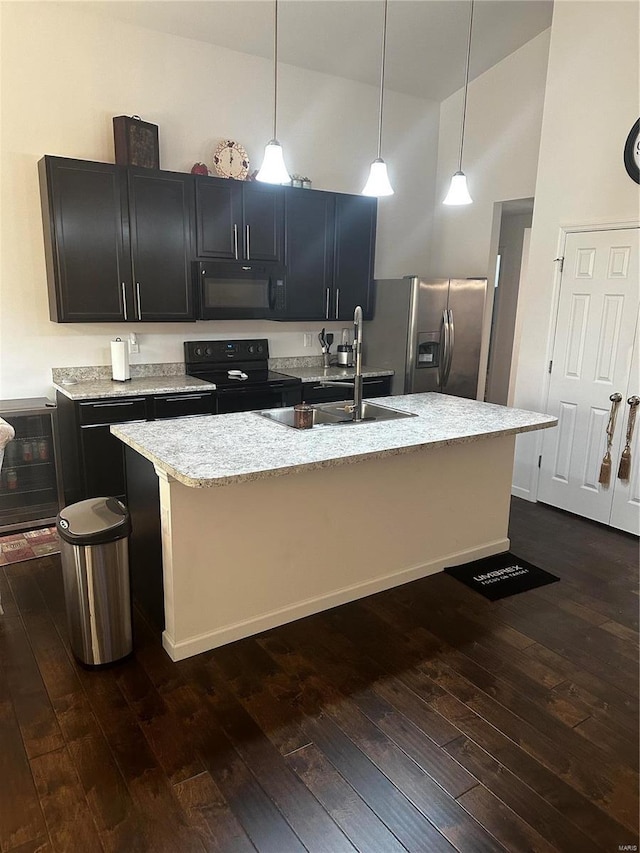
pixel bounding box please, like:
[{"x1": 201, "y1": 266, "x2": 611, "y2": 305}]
[{"x1": 185, "y1": 339, "x2": 270, "y2": 365}]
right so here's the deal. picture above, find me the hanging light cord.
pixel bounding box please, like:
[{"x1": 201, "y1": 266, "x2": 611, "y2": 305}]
[
  {"x1": 273, "y1": 0, "x2": 279, "y2": 140},
  {"x1": 376, "y1": 0, "x2": 389, "y2": 159},
  {"x1": 457, "y1": 0, "x2": 474, "y2": 171}
]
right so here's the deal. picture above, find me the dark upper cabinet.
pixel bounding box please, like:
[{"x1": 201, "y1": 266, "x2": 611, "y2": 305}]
[
  {"x1": 195, "y1": 178, "x2": 241, "y2": 259},
  {"x1": 195, "y1": 176, "x2": 283, "y2": 263},
  {"x1": 242, "y1": 182, "x2": 284, "y2": 262},
  {"x1": 281, "y1": 189, "x2": 376, "y2": 321},
  {"x1": 40, "y1": 156, "x2": 196, "y2": 323},
  {"x1": 333, "y1": 194, "x2": 377, "y2": 320},
  {"x1": 39, "y1": 157, "x2": 131, "y2": 322},
  {"x1": 283, "y1": 188, "x2": 335, "y2": 320},
  {"x1": 128, "y1": 169, "x2": 195, "y2": 321}
]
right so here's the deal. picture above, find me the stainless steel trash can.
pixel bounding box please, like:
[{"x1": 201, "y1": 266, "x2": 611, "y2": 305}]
[{"x1": 56, "y1": 497, "x2": 132, "y2": 666}]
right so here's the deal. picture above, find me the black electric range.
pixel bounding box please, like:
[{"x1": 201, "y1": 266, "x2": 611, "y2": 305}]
[{"x1": 184, "y1": 339, "x2": 302, "y2": 414}]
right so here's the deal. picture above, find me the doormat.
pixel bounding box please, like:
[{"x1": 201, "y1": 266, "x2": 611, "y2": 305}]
[
  {"x1": 444, "y1": 552, "x2": 560, "y2": 601},
  {"x1": 0, "y1": 526, "x2": 60, "y2": 565}
]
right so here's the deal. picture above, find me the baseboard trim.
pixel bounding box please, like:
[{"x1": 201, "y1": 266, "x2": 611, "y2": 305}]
[
  {"x1": 511, "y1": 485, "x2": 535, "y2": 501},
  {"x1": 162, "y1": 537, "x2": 510, "y2": 661}
]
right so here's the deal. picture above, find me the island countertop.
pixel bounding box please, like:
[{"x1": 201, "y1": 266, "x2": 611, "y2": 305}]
[{"x1": 112, "y1": 393, "x2": 556, "y2": 489}]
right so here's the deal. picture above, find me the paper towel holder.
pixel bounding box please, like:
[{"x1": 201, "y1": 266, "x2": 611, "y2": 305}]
[{"x1": 111, "y1": 337, "x2": 131, "y2": 382}]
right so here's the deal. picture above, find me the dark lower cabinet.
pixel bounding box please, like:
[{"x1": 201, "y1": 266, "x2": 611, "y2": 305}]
[
  {"x1": 56, "y1": 390, "x2": 215, "y2": 506},
  {"x1": 301, "y1": 375, "x2": 392, "y2": 404}
]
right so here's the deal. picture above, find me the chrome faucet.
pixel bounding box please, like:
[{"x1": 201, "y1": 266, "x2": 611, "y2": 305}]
[{"x1": 318, "y1": 305, "x2": 364, "y2": 422}]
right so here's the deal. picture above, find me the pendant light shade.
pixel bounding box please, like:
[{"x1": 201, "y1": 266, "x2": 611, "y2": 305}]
[
  {"x1": 257, "y1": 0, "x2": 290, "y2": 184},
  {"x1": 444, "y1": 0, "x2": 474, "y2": 205},
  {"x1": 362, "y1": 158, "x2": 394, "y2": 197},
  {"x1": 257, "y1": 140, "x2": 290, "y2": 184},
  {"x1": 362, "y1": 0, "x2": 394, "y2": 197},
  {"x1": 443, "y1": 170, "x2": 472, "y2": 205}
]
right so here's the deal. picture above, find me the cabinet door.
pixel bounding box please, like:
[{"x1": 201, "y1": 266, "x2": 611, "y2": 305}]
[
  {"x1": 242, "y1": 182, "x2": 283, "y2": 262},
  {"x1": 333, "y1": 194, "x2": 377, "y2": 321},
  {"x1": 80, "y1": 426, "x2": 128, "y2": 501},
  {"x1": 39, "y1": 157, "x2": 131, "y2": 322},
  {"x1": 128, "y1": 169, "x2": 195, "y2": 321},
  {"x1": 195, "y1": 177, "x2": 242, "y2": 259},
  {"x1": 283, "y1": 189, "x2": 335, "y2": 319}
]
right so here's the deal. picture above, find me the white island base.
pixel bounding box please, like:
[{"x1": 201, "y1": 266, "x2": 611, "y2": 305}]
[{"x1": 156, "y1": 434, "x2": 514, "y2": 661}]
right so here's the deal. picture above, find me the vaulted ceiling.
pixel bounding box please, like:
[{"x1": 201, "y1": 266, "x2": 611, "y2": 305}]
[{"x1": 83, "y1": 0, "x2": 553, "y2": 102}]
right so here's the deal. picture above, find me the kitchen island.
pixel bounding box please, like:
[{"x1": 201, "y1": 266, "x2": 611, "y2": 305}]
[{"x1": 112, "y1": 393, "x2": 556, "y2": 661}]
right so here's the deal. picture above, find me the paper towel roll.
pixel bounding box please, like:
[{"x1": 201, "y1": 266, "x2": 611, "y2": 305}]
[{"x1": 111, "y1": 338, "x2": 130, "y2": 382}]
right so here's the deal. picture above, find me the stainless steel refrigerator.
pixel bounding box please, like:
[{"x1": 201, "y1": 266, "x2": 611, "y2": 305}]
[{"x1": 364, "y1": 276, "x2": 488, "y2": 399}]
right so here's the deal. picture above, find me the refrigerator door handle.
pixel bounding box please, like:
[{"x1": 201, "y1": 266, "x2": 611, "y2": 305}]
[
  {"x1": 440, "y1": 309, "x2": 449, "y2": 387},
  {"x1": 444, "y1": 308, "x2": 455, "y2": 386}
]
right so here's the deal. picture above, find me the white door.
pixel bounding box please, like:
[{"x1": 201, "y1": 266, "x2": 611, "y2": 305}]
[
  {"x1": 610, "y1": 306, "x2": 640, "y2": 534},
  {"x1": 538, "y1": 227, "x2": 639, "y2": 531}
]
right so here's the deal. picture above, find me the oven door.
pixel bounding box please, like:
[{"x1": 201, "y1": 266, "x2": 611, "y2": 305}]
[
  {"x1": 197, "y1": 262, "x2": 286, "y2": 320},
  {"x1": 216, "y1": 383, "x2": 301, "y2": 414}
]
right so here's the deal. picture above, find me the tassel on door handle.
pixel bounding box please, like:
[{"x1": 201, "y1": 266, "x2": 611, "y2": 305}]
[
  {"x1": 599, "y1": 393, "x2": 622, "y2": 486},
  {"x1": 618, "y1": 395, "x2": 639, "y2": 482}
]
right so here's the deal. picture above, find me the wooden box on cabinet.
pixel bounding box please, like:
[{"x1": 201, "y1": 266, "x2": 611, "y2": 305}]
[{"x1": 113, "y1": 115, "x2": 159, "y2": 169}]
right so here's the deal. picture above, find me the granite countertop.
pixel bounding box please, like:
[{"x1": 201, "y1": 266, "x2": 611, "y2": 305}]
[
  {"x1": 54, "y1": 375, "x2": 217, "y2": 400},
  {"x1": 279, "y1": 365, "x2": 393, "y2": 383},
  {"x1": 112, "y1": 393, "x2": 557, "y2": 489}
]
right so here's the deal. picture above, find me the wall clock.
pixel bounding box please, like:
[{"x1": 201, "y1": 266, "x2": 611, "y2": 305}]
[
  {"x1": 213, "y1": 139, "x2": 250, "y2": 180},
  {"x1": 623, "y1": 119, "x2": 640, "y2": 184}
]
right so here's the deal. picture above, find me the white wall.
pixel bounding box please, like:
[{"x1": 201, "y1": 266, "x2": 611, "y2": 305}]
[
  {"x1": 0, "y1": 2, "x2": 439, "y2": 399},
  {"x1": 429, "y1": 29, "x2": 551, "y2": 278},
  {"x1": 511, "y1": 0, "x2": 640, "y2": 500}
]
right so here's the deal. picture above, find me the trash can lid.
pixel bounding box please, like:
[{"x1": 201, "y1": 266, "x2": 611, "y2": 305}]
[{"x1": 57, "y1": 497, "x2": 131, "y2": 545}]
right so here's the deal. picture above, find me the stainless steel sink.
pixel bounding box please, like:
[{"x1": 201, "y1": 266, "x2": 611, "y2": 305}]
[{"x1": 256, "y1": 400, "x2": 416, "y2": 429}]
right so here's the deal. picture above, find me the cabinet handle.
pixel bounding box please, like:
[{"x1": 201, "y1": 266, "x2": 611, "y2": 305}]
[
  {"x1": 233, "y1": 224, "x2": 239, "y2": 260},
  {"x1": 135, "y1": 282, "x2": 142, "y2": 320},
  {"x1": 163, "y1": 394, "x2": 208, "y2": 402},
  {"x1": 325, "y1": 288, "x2": 330, "y2": 320},
  {"x1": 91, "y1": 401, "x2": 139, "y2": 408},
  {"x1": 121, "y1": 282, "x2": 128, "y2": 321},
  {"x1": 335, "y1": 288, "x2": 340, "y2": 319},
  {"x1": 246, "y1": 225, "x2": 250, "y2": 260}
]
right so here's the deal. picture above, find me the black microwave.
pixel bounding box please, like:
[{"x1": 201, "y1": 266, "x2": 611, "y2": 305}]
[{"x1": 195, "y1": 261, "x2": 286, "y2": 320}]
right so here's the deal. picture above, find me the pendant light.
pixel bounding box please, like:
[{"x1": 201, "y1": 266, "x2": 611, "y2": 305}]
[
  {"x1": 443, "y1": 0, "x2": 474, "y2": 205},
  {"x1": 362, "y1": 0, "x2": 394, "y2": 197},
  {"x1": 257, "y1": 0, "x2": 290, "y2": 184}
]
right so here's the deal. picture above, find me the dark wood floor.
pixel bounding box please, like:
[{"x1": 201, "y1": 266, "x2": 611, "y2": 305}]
[{"x1": 1, "y1": 498, "x2": 638, "y2": 853}]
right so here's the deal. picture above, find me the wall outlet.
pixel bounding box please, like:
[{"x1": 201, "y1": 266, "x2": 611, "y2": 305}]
[
  {"x1": 303, "y1": 332, "x2": 313, "y2": 348},
  {"x1": 129, "y1": 332, "x2": 139, "y2": 354}
]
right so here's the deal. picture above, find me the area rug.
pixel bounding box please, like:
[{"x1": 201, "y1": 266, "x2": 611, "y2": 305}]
[
  {"x1": 0, "y1": 526, "x2": 60, "y2": 565},
  {"x1": 444, "y1": 551, "x2": 560, "y2": 601}
]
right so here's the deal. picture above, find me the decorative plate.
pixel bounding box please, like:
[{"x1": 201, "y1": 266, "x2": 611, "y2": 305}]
[{"x1": 213, "y1": 139, "x2": 250, "y2": 180}]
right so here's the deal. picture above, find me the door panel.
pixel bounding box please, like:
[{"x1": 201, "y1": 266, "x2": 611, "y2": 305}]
[
  {"x1": 610, "y1": 305, "x2": 640, "y2": 534},
  {"x1": 42, "y1": 158, "x2": 130, "y2": 322},
  {"x1": 129, "y1": 170, "x2": 195, "y2": 321},
  {"x1": 195, "y1": 178, "x2": 241, "y2": 259},
  {"x1": 242, "y1": 183, "x2": 283, "y2": 262},
  {"x1": 539, "y1": 228, "x2": 639, "y2": 527},
  {"x1": 333, "y1": 194, "x2": 376, "y2": 320},
  {"x1": 284, "y1": 189, "x2": 334, "y2": 319}
]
